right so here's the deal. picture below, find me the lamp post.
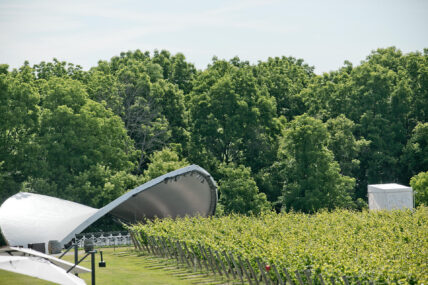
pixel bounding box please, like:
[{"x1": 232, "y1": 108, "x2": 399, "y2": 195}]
[{"x1": 90, "y1": 250, "x2": 96, "y2": 285}]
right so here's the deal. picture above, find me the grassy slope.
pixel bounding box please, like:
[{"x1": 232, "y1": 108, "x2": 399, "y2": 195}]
[{"x1": 63, "y1": 247, "x2": 198, "y2": 285}]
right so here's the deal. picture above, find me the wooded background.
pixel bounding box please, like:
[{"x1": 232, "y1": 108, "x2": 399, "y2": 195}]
[{"x1": 1, "y1": 47, "x2": 427, "y2": 214}]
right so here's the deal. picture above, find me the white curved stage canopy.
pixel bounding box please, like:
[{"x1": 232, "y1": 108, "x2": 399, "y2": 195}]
[{"x1": 0, "y1": 165, "x2": 217, "y2": 250}]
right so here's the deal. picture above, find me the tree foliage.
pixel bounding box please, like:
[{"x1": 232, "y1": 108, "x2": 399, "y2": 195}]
[
  {"x1": 189, "y1": 59, "x2": 282, "y2": 174},
  {"x1": 278, "y1": 115, "x2": 355, "y2": 212},
  {"x1": 0, "y1": 47, "x2": 426, "y2": 215},
  {"x1": 410, "y1": 171, "x2": 428, "y2": 206},
  {"x1": 402, "y1": 122, "x2": 428, "y2": 179},
  {"x1": 218, "y1": 163, "x2": 270, "y2": 215},
  {"x1": 0, "y1": 65, "x2": 40, "y2": 201},
  {"x1": 301, "y1": 47, "x2": 428, "y2": 200},
  {"x1": 142, "y1": 147, "x2": 189, "y2": 183}
]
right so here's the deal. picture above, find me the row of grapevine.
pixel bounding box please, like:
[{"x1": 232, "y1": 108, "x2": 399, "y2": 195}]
[
  {"x1": 130, "y1": 207, "x2": 427, "y2": 284},
  {"x1": 130, "y1": 231, "x2": 376, "y2": 285}
]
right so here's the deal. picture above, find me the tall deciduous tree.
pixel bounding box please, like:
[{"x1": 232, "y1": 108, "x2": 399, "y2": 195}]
[
  {"x1": 301, "y1": 48, "x2": 426, "y2": 198},
  {"x1": 189, "y1": 59, "x2": 282, "y2": 174},
  {"x1": 86, "y1": 70, "x2": 123, "y2": 116},
  {"x1": 142, "y1": 147, "x2": 189, "y2": 183},
  {"x1": 93, "y1": 54, "x2": 190, "y2": 172},
  {"x1": 0, "y1": 65, "x2": 40, "y2": 202},
  {"x1": 34, "y1": 77, "x2": 137, "y2": 200},
  {"x1": 410, "y1": 171, "x2": 428, "y2": 207},
  {"x1": 278, "y1": 114, "x2": 355, "y2": 212},
  {"x1": 218, "y1": 163, "x2": 270, "y2": 215},
  {"x1": 253, "y1": 56, "x2": 314, "y2": 120},
  {"x1": 402, "y1": 122, "x2": 428, "y2": 180},
  {"x1": 33, "y1": 58, "x2": 86, "y2": 81},
  {"x1": 326, "y1": 115, "x2": 370, "y2": 198}
]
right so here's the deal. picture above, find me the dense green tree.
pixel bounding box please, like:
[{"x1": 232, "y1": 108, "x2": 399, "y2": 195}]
[
  {"x1": 118, "y1": 71, "x2": 171, "y2": 171},
  {"x1": 142, "y1": 147, "x2": 189, "y2": 183},
  {"x1": 278, "y1": 115, "x2": 355, "y2": 212},
  {"x1": 301, "y1": 48, "x2": 427, "y2": 199},
  {"x1": 301, "y1": 68, "x2": 353, "y2": 121},
  {"x1": 86, "y1": 70, "x2": 123, "y2": 115},
  {"x1": 404, "y1": 49, "x2": 428, "y2": 125},
  {"x1": 0, "y1": 65, "x2": 40, "y2": 202},
  {"x1": 152, "y1": 50, "x2": 197, "y2": 93},
  {"x1": 351, "y1": 59, "x2": 410, "y2": 188},
  {"x1": 410, "y1": 171, "x2": 428, "y2": 206},
  {"x1": 127, "y1": 100, "x2": 171, "y2": 172},
  {"x1": 326, "y1": 115, "x2": 370, "y2": 199},
  {"x1": 100, "y1": 49, "x2": 196, "y2": 93},
  {"x1": 33, "y1": 58, "x2": 86, "y2": 81},
  {"x1": 66, "y1": 165, "x2": 141, "y2": 208},
  {"x1": 253, "y1": 162, "x2": 284, "y2": 208},
  {"x1": 0, "y1": 64, "x2": 8, "y2": 75},
  {"x1": 326, "y1": 115, "x2": 369, "y2": 177},
  {"x1": 21, "y1": 165, "x2": 141, "y2": 208},
  {"x1": 152, "y1": 50, "x2": 173, "y2": 80},
  {"x1": 94, "y1": 54, "x2": 190, "y2": 172},
  {"x1": 189, "y1": 60, "x2": 282, "y2": 174},
  {"x1": 107, "y1": 50, "x2": 151, "y2": 75},
  {"x1": 253, "y1": 56, "x2": 314, "y2": 120},
  {"x1": 401, "y1": 122, "x2": 428, "y2": 179},
  {"x1": 170, "y1": 52, "x2": 197, "y2": 94},
  {"x1": 218, "y1": 163, "x2": 270, "y2": 215},
  {"x1": 118, "y1": 69, "x2": 187, "y2": 171},
  {"x1": 87, "y1": 57, "x2": 181, "y2": 172},
  {"x1": 150, "y1": 80, "x2": 188, "y2": 145},
  {"x1": 33, "y1": 77, "x2": 137, "y2": 200}
]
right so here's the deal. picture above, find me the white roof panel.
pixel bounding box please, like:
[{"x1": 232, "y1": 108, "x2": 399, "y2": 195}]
[
  {"x1": 0, "y1": 246, "x2": 90, "y2": 274},
  {"x1": 368, "y1": 183, "x2": 412, "y2": 193}
]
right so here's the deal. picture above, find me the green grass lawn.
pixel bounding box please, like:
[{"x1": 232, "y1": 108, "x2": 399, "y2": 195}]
[
  {"x1": 64, "y1": 247, "x2": 205, "y2": 284},
  {"x1": 0, "y1": 247, "x2": 228, "y2": 284},
  {"x1": 0, "y1": 270, "x2": 56, "y2": 285}
]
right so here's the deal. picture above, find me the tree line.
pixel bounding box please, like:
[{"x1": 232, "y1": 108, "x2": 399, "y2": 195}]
[{"x1": 0, "y1": 47, "x2": 427, "y2": 214}]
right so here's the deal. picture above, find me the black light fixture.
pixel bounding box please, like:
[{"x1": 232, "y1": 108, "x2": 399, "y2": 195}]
[
  {"x1": 84, "y1": 239, "x2": 94, "y2": 253},
  {"x1": 98, "y1": 251, "x2": 106, "y2": 267}
]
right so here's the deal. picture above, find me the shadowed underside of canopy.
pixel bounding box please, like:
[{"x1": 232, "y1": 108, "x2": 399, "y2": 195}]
[{"x1": 0, "y1": 165, "x2": 217, "y2": 250}]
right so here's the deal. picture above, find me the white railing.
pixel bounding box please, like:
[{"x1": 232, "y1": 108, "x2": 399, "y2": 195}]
[{"x1": 76, "y1": 232, "x2": 132, "y2": 247}]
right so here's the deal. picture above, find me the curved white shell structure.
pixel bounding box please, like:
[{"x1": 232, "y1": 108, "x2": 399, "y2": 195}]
[{"x1": 0, "y1": 165, "x2": 217, "y2": 249}]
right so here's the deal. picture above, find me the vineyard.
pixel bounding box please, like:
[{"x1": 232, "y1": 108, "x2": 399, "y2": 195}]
[{"x1": 131, "y1": 207, "x2": 427, "y2": 284}]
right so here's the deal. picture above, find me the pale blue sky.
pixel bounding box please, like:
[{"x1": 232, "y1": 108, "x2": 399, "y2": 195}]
[{"x1": 0, "y1": 0, "x2": 427, "y2": 73}]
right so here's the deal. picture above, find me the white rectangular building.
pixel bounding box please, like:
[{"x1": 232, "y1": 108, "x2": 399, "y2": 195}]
[{"x1": 368, "y1": 183, "x2": 414, "y2": 210}]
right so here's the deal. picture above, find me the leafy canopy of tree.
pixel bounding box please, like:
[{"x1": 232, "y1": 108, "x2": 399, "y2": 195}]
[
  {"x1": 0, "y1": 47, "x2": 427, "y2": 215},
  {"x1": 218, "y1": 163, "x2": 270, "y2": 215},
  {"x1": 0, "y1": 65, "x2": 40, "y2": 199},
  {"x1": 301, "y1": 47, "x2": 428, "y2": 200},
  {"x1": 410, "y1": 171, "x2": 428, "y2": 207},
  {"x1": 141, "y1": 147, "x2": 189, "y2": 183},
  {"x1": 188, "y1": 59, "x2": 283, "y2": 175},
  {"x1": 278, "y1": 114, "x2": 355, "y2": 212}
]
